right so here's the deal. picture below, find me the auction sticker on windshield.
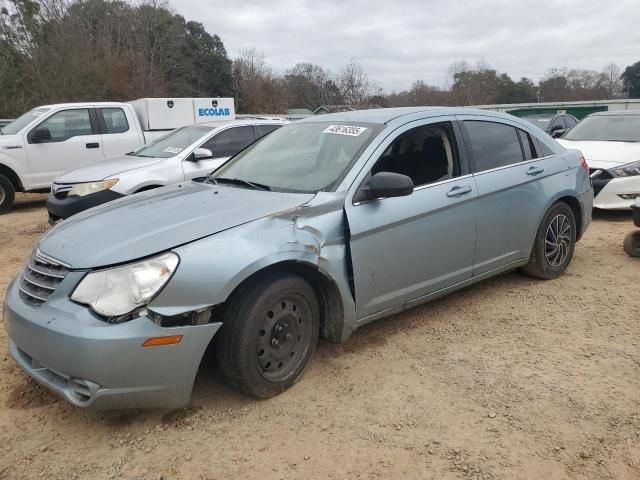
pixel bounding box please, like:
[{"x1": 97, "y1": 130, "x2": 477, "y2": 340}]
[
  {"x1": 323, "y1": 125, "x2": 368, "y2": 136},
  {"x1": 163, "y1": 147, "x2": 183, "y2": 154}
]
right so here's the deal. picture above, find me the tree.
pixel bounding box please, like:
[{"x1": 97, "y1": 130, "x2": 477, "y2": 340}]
[
  {"x1": 602, "y1": 63, "x2": 622, "y2": 99},
  {"x1": 337, "y1": 59, "x2": 380, "y2": 107},
  {"x1": 284, "y1": 63, "x2": 340, "y2": 110},
  {"x1": 232, "y1": 47, "x2": 286, "y2": 113},
  {"x1": 621, "y1": 62, "x2": 640, "y2": 98}
]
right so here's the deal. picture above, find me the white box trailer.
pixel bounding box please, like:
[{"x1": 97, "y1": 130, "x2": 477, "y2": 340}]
[{"x1": 129, "y1": 98, "x2": 236, "y2": 130}]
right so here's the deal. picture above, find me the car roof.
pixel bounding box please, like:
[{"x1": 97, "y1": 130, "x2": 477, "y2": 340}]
[
  {"x1": 590, "y1": 110, "x2": 640, "y2": 117},
  {"x1": 295, "y1": 107, "x2": 521, "y2": 125},
  {"x1": 521, "y1": 113, "x2": 556, "y2": 118},
  {"x1": 198, "y1": 118, "x2": 288, "y2": 129}
]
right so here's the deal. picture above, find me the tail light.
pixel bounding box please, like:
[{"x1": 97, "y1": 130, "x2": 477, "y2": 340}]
[{"x1": 580, "y1": 156, "x2": 589, "y2": 175}]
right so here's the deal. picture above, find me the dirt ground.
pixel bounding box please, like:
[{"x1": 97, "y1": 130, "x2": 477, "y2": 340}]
[{"x1": 0, "y1": 193, "x2": 639, "y2": 480}]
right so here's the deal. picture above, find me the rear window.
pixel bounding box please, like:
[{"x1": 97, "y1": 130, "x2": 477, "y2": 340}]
[
  {"x1": 464, "y1": 121, "x2": 524, "y2": 172},
  {"x1": 256, "y1": 124, "x2": 281, "y2": 137}
]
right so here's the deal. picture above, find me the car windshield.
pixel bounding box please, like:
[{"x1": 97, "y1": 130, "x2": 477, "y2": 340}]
[
  {"x1": 1, "y1": 107, "x2": 51, "y2": 135},
  {"x1": 129, "y1": 125, "x2": 214, "y2": 158},
  {"x1": 522, "y1": 115, "x2": 553, "y2": 129},
  {"x1": 211, "y1": 122, "x2": 379, "y2": 193},
  {"x1": 563, "y1": 115, "x2": 640, "y2": 142}
]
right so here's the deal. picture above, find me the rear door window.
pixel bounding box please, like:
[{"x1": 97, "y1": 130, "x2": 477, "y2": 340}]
[
  {"x1": 517, "y1": 130, "x2": 539, "y2": 160},
  {"x1": 464, "y1": 121, "x2": 524, "y2": 172},
  {"x1": 564, "y1": 116, "x2": 577, "y2": 128},
  {"x1": 205, "y1": 126, "x2": 256, "y2": 158},
  {"x1": 99, "y1": 108, "x2": 130, "y2": 134}
]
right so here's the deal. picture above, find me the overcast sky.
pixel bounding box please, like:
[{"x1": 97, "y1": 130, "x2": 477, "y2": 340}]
[{"x1": 173, "y1": 0, "x2": 640, "y2": 92}]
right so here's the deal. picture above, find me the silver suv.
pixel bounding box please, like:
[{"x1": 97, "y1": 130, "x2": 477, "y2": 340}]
[{"x1": 4, "y1": 107, "x2": 593, "y2": 409}]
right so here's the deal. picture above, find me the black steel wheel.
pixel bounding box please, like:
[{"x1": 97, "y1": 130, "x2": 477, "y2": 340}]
[{"x1": 216, "y1": 272, "x2": 320, "y2": 398}]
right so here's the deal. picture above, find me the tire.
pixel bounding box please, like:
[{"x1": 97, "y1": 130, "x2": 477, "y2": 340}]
[
  {"x1": 522, "y1": 202, "x2": 577, "y2": 280},
  {"x1": 215, "y1": 272, "x2": 320, "y2": 398},
  {"x1": 0, "y1": 174, "x2": 15, "y2": 214},
  {"x1": 623, "y1": 231, "x2": 640, "y2": 257}
]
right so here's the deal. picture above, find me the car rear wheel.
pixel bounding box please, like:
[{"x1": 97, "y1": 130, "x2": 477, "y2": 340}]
[
  {"x1": 0, "y1": 174, "x2": 16, "y2": 214},
  {"x1": 216, "y1": 272, "x2": 320, "y2": 398},
  {"x1": 623, "y1": 231, "x2": 640, "y2": 257},
  {"x1": 522, "y1": 202, "x2": 577, "y2": 279}
]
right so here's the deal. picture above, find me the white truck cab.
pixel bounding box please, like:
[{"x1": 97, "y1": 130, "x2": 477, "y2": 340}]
[{"x1": 0, "y1": 98, "x2": 235, "y2": 212}]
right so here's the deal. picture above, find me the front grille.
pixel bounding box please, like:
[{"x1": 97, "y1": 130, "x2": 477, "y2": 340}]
[{"x1": 19, "y1": 250, "x2": 70, "y2": 305}]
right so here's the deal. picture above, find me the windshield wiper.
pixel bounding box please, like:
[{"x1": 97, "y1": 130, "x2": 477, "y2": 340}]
[{"x1": 210, "y1": 176, "x2": 270, "y2": 191}]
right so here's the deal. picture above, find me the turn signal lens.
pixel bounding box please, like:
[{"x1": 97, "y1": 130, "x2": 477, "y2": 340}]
[{"x1": 142, "y1": 335, "x2": 183, "y2": 347}]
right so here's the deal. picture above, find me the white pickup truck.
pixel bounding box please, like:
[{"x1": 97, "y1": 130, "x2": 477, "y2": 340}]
[{"x1": 0, "y1": 98, "x2": 235, "y2": 212}]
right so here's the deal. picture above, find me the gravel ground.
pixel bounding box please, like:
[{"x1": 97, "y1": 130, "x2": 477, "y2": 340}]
[{"x1": 0, "y1": 193, "x2": 639, "y2": 480}]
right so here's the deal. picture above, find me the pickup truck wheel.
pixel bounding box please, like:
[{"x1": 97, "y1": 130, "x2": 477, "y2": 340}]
[
  {"x1": 623, "y1": 231, "x2": 640, "y2": 257},
  {"x1": 522, "y1": 202, "x2": 576, "y2": 280},
  {"x1": 216, "y1": 273, "x2": 320, "y2": 398},
  {"x1": 0, "y1": 174, "x2": 15, "y2": 214}
]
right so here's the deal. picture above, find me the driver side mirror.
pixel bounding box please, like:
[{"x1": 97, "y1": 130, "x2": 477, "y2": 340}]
[
  {"x1": 192, "y1": 148, "x2": 213, "y2": 161},
  {"x1": 31, "y1": 126, "x2": 52, "y2": 143},
  {"x1": 356, "y1": 172, "x2": 414, "y2": 203}
]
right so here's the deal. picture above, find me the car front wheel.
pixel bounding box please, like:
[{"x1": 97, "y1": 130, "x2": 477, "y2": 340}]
[
  {"x1": 216, "y1": 272, "x2": 320, "y2": 398},
  {"x1": 522, "y1": 202, "x2": 577, "y2": 279}
]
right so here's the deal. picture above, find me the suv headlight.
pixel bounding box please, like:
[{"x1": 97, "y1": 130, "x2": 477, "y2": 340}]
[
  {"x1": 68, "y1": 179, "x2": 118, "y2": 197},
  {"x1": 609, "y1": 161, "x2": 640, "y2": 178},
  {"x1": 71, "y1": 252, "x2": 179, "y2": 320}
]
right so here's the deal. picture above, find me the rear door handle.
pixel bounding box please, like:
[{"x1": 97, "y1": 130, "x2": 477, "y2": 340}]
[
  {"x1": 526, "y1": 166, "x2": 544, "y2": 176},
  {"x1": 86, "y1": 142, "x2": 100, "y2": 149},
  {"x1": 446, "y1": 185, "x2": 473, "y2": 197}
]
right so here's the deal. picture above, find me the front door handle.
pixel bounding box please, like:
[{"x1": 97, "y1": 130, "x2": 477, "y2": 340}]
[
  {"x1": 446, "y1": 185, "x2": 473, "y2": 197},
  {"x1": 86, "y1": 142, "x2": 100, "y2": 149},
  {"x1": 526, "y1": 166, "x2": 544, "y2": 176}
]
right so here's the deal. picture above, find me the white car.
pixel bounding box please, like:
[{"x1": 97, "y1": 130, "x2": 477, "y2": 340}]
[
  {"x1": 557, "y1": 111, "x2": 640, "y2": 209},
  {"x1": 47, "y1": 119, "x2": 286, "y2": 223}
]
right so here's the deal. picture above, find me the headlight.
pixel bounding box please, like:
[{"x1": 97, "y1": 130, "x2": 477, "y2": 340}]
[
  {"x1": 609, "y1": 161, "x2": 640, "y2": 178},
  {"x1": 68, "y1": 179, "x2": 118, "y2": 197},
  {"x1": 71, "y1": 252, "x2": 179, "y2": 320}
]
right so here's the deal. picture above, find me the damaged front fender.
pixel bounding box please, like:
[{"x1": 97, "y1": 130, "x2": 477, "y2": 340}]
[{"x1": 149, "y1": 192, "x2": 358, "y2": 342}]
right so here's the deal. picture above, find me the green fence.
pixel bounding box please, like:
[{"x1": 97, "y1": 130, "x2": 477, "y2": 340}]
[{"x1": 506, "y1": 106, "x2": 607, "y2": 120}]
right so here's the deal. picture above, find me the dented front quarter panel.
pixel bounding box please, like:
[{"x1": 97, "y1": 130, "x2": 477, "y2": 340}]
[{"x1": 149, "y1": 191, "x2": 358, "y2": 341}]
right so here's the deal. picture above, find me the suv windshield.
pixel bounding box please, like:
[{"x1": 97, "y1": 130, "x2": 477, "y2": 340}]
[
  {"x1": 212, "y1": 122, "x2": 379, "y2": 193},
  {"x1": 522, "y1": 115, "x2": 553, "y2": 129},
  {"x1": 130, "y1": 125, "x2": 214, "y2": 158},
  {"x1": 564, "y1": 115, "x2": 640, "y2": 142},
  {"x1": 1, "y1": 108, "x2": 51, "y2": 135}
]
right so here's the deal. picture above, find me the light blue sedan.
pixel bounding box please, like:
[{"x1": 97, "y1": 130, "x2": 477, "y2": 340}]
[{"x1": 4, "y1": 107, "x2": 593, "y2": 408}]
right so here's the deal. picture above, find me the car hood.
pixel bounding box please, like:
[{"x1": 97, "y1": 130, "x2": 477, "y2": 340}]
[
  {"x1": 557, "y1": 139, "x2": 640, "y2": 169},
  {"x1": 38, "y1": 181, "x2": 315, "y2": 268},
  {"x1": 54, "y1": 154, "x2": 167, "y2": 183}
]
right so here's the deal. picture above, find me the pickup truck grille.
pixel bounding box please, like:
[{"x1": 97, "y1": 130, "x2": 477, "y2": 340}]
[{"x1": 19, "y1": 251, "x2": 70, "y2": 305}]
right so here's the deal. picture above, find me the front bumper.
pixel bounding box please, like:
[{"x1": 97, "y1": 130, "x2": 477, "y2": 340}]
[
  {"x1": 3, "y1": 275, "x2": 220, "y2": 409},
  {"x1": 47, "y1": 189, "x2": 124, "y2": 223},
  {"x1": 592, "y1": 176, "x2": 640, "y2": 210}
]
